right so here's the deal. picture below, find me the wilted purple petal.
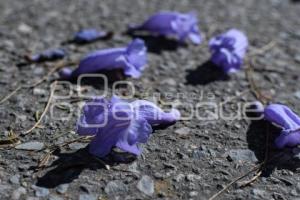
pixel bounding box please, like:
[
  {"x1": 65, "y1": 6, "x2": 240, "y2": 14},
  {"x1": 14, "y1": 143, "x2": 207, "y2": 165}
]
[
  {"x1": 28, "y1": 49, "x2": 65, "y2": 62},
  {"x1": 59, "y1": 39, "x2": 147, "y2": 79},
  {"x1": 209, "y1": 29, "x2": 248, "y2": 73},
  {"x1": 132, "y1": 100, "x2": 181, "y2": 126},
  {"x1": 77, "y1": 96, "x2": 180, "y2": 157},
  {"x1": 115, "y1": 118, "x2": 152, "y2": 155},
  {"x1": 73, "y1": 29, "x2": 110, "y2": 43},
  {"x1": 129, "y1": 11, "x2": 202, "y2": 44},
  {"x1": 264, "y1": 104, "x2": 300, "y2": 148},
  {"x1": 76, "y1": 98, "x2": 108, "y2": 136}
]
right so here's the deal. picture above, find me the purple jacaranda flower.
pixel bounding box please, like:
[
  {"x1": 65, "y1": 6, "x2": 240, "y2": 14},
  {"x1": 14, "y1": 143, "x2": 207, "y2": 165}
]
[
  {"x1": 73, "y1": 29, "x2": 111, "y2": 43},
  {"x1": 77, "y1": 96, "x2": 180, "y2": 157},
  {"x1": 59, "y1": 38, "x2": 147, "y2": 79},
  {"x1": 128, "y1": 11, "x2": 202, "y2": 44},
  {"x1": 264, "y1": 104, "x2": 300, "y2": 148},
  {"x1": 209, "y1": 29, "x2": 248, "y2": 73},
  {"x1": 26, "y1": 48, "x2": 65, "y2": 62}
]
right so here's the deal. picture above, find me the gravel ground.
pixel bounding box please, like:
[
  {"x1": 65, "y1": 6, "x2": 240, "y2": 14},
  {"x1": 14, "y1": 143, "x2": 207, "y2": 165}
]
[{"x1": 0, "y1": 0, "x2": 300, "y2": 199}]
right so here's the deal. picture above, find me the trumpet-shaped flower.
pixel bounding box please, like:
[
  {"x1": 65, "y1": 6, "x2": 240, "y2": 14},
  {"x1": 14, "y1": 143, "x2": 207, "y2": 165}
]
[
  {"x1": 59, "y1": 38, "x2": 147, "y2": 79},
  {"x1": 209, "y1": 29, "x2": 248, "y2": 73},
  {"x1": 264, "y1": 104, "x2": 300, "y2": 148},
  {"x1": 128, "y1": 11, "x2": 202, "y2": 44},
  {"x1": 77, "y1": 96, "x2": 180, "y2": 157}
]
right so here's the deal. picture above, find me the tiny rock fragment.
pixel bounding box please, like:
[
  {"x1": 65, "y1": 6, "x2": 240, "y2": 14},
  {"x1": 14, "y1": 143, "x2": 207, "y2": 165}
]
[
  {"x1": 15, "y1": 141, "x2": 44, "y2": 151},
  {"x1": 137, "y1": 175, "x2": 154, "y2": 196}
]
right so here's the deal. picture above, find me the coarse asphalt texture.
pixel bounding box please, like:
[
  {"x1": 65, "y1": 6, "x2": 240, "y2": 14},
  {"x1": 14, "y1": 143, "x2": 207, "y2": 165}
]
[{"x1": 0, "y1": 0, "x2": 300, "y2": 199}]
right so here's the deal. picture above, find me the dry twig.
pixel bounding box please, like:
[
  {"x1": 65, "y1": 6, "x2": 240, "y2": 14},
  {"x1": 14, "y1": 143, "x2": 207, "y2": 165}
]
[
  {"x1": 0, "y1": 130, "x2": 20, "y2": 147},
  {"x1": 0, "y1": 60, "x2": 78, "y2": 105},
  {"x1": 249, "y1": 40, "x2": 276, "y2": 57},
  {"x1": 208, "y1": 164, "x2": 263, "y2": 200},
  {"x1": 24, "y1": 81, "x2": 57, "y2": 134}
]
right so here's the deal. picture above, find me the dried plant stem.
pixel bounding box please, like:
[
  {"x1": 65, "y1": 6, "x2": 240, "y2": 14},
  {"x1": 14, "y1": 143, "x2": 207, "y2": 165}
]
[
  {"x1": 210, "y1": 41, "x2": 275, "y2": 200},
  {"x1": 208, "y1": 163, "x2": 263, "y2": 200},
  {"x1": 245, "y1": 60, "x2": 271, "y2": 105},
  {"x1": 0, "y1": 86, "x2": 22, "y2": 105},
  {"x1": 24, "y1": 81, "x2": 57, "y2": 134},
  {"x1": 249, "y1": 40, "x2": 276, "y2": 57},
  {"x1": 0, "y1": 60, "x2": 77, "y2": 105},
  {"x1": 238, "y1": 169, "x2": 262, "y2": 188}
]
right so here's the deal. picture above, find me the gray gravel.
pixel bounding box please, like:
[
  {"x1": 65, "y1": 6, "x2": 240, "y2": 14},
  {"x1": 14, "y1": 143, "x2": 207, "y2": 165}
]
[{"x1": 0, "y1": 0, "x2": 300, "y2": 199}]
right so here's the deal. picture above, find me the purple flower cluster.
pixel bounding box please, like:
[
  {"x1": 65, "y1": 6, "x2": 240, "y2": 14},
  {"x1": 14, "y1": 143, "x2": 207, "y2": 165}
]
[
  {"x1": 77, "y1": 96, "x2": 180, "y2": 157},
  {"x1": 209, "y1": 29, "x2": 248, "y2": 73}
]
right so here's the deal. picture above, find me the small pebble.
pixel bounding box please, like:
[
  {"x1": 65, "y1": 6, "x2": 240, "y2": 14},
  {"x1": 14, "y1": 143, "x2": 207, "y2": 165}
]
[
  {"x1": 227, "y1": 149, "x2": 258, "y2": 163},
  {"x1": 79, "y1": 194, "x2": 97, "y2": 200},
  {"x1": 32, "y1": 185, "x2": 49, "y2": 197},
  {"x1": 9, "y1": 174, "x2": 20, "y2": 185},
  {"x1": 104, "y1": 180, "x2": 128, "y2": 195},
  {"x1": 11, "y1": 187, "x2": 26, "y2": 200},
  {"x1": 174, "y1": 127, "x2": 190, "y2": 137},
  {"x1": 56, "y1": 184, "x2": 69, "y2": 194},
  {"x1": 137, "y1": 175, "x2": 154, "y2": 196},
  {"x1": 15, "y1": 142, "x2": 44, "y2": 151}
]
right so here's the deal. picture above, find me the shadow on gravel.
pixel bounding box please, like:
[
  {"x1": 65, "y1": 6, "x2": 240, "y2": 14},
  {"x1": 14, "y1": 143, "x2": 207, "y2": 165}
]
[
  {"x1": 36, "y1": 147, "x2": 135, "y2": 188},
  {"x1": 61, "y1": 69, "x2": 127, "y2": 90},
  {"x1": 60, "y1": 31, "x2": 114, "y2": 45},
  {"x1": 127, "y1": 32, "x2": 185, "y2": 54},
  {"x1": 185, "y1": 61, "x2": 230, "y2": 85},
  {"x1": 246, "y1": 119, "x2": 300, "y2": 177}
]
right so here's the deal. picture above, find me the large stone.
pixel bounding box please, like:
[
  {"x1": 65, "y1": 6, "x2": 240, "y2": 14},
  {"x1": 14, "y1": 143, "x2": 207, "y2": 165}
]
[{"x1": 227, "y1": 149, "x2": 258, "y2": 163}]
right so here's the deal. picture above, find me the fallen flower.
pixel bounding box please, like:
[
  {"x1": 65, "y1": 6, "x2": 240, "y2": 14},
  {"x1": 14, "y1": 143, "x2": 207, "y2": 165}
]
[
  {"x1": 128, "y1": 11, "x2": 202, "y2": 44},
  {"x1": 264, "y1": 104, "x2": 300, "y2": 148},
  {"x1": 209, "y1": 29, "x2": 248, "y2": 73},
  {"x1": 59, "y1": 38, "x2": 147, "y2": 79},
  {"x1": 77, "y1": 96, "x2": 180, "y2": 157},
  {"x1": 72, "y1": 29, "x2": 112, "y2": 43},
  {"x1": 26, "y1": 48, "x2": 65, "y2": 62}
]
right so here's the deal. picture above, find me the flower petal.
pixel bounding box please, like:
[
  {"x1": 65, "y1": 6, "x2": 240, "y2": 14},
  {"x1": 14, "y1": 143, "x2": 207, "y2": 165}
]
[
  {"x1": 115, "y1": 118, "x2": 152, "y2": 155},
  {"x1": 209, "y1": 29, "x2": 248, "y2": 73},
  {"x1": 275, "y1": 131, "x2": 300, "y2": 148},
  {"x1": 129, "y1": 11, "x2": 201, "y2": 44},
  {"x1": 264, "y1": 104, "x2": 300, "y2": 148},
  {"x1": 59, "y1": 39, "x2": 147, "y2": 79},
  {"x1": 264, "y1": 104, "x2": 300, "y2": 130},
  {"x1": 132, "y1": 100, "x2": 180, "y2": 126},
  {"x1": 77, "y1": 98, "x2": 108, "y2": 136}
]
